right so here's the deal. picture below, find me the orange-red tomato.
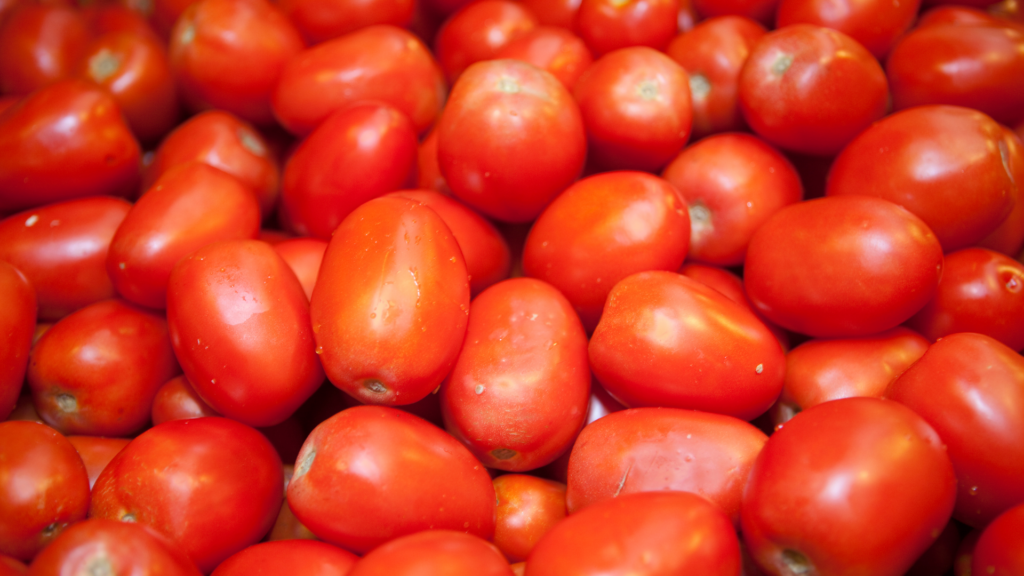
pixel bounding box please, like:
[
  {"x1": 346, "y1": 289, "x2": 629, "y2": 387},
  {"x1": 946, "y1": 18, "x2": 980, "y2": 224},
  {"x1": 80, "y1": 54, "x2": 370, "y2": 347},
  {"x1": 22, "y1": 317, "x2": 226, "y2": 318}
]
[
  {"x1": 211, "y1": 540, "x2": 357, "y2": 576},
  {"x1": 492, "y1": 475, "x2": 567, "y2": 563},
  {"x1": 347, "y1": 530, "x2": 512, "y2": 576}
]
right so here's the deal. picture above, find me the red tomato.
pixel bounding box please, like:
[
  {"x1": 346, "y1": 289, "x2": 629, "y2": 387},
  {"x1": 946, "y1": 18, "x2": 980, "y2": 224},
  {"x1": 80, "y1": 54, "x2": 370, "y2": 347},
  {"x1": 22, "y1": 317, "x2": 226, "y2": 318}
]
[
  {"x1": 905, "y1": 521, "x2": 961, "y2": 576},
  {"x1": 692, "y1": 0, "x2": 779, "y2": 26},
  {"x1": 90, "y1": 417, "x2": 284, "y2": 574},
  {"x1": 526, "y1": 491, "x2": 742, "y2": 576},
  {"x1": 522, "y1": 171, "x2": 691, "y2": 331},
  {"x1": 979, "y1": 127, "x2": 1024, "y2": 256},
  {"x1": 0, "y1": 421, "x2": 90, "y2": 562},
  {"x1": 441, "y1": 277, "x2": 590, "y2": 471},
  {"x1": 108, "y1": 162, "x2": 262, "y2": 309},
  {"x1": 347, "y1": 531, "x2": 512, "y2": 576},
  {"x1": 574, "y1": 0, "x2": 680, "y2": 57},
  {"x1": 211, "y1": 540, "x2": 357, "y2": 576},
  {"x1": 886, "y1": 333, "x2": 1024, "y2": 527},
  {"x1": 166, "y1": 240, "x2": 324, "y2": 427},
  {"x1": 415, "y1": 128, "x2": 453, "y2": 195},
  {"x1": 492, "y1": 475, "x2": 567, "y2": 563},
  {"x1": 28, "y1": 299, "x2": 180, "y2": 437},
  {"x1": 972, "y1": 503, "x2": 1024, "y2": 576},
  {"x1": 566, "y1": 407, "x2": 767, "y2": 527},
  {"x1": 0, "y1": 80, "x2": 140, "y2": 214},
  {"x1": 738, "y1": 24, "x2": 888, "y2": 156},
  {"x1": 518, "y1": 0, "x2": 581, "y2": 28},
  {"x1": 310, "y1": 196, "x2": 469, "y2": 406},
  {"x1": 271, "y1": 237, "x2": 328, "y2": 301},
  {"x1": 775, "y1": 0, "x2": 921, "y2": 59},
  {"x1": 287, "y1": 406, "x2": 496, "y2": 553},
  {"x1": 0, "y1": 4, "x2": 89, "y2": 96},
  {"x1": 151, "y1": 375, "x2": 220, "y2": 424},
  {"x1": 744, "y1": 196, "x2": 944, "y2": 338},
  {"x1": 434, "y1": 0, "x2": 538, "y2": 83},
  {"x1": 66, "y1": 436, "x2": 131, "y2": 490},
  {"x1": 741, "y1": 397, "x2": 957, "y2": 576},
  {"x1": 589, "y1": 271, "x2": 785, "y2": 420},
  {"x1": 437, "y1": 58, "x2": 586, "y2": 223},
  {"x1": 278, "y1": 0, "x2": 415, "y2": 44},
  {"x1": 27, "y1": 518, "x2": 201, "y2": 576},
  {"x1": 494, "y1": 26, "x2": 594, "y2": 90},
  {"x1": 573, "y1": 47, "x2": 692, "y2": 172},
  {"x1": 0, "y1": 262, "x2": 34, "y2": 421}
]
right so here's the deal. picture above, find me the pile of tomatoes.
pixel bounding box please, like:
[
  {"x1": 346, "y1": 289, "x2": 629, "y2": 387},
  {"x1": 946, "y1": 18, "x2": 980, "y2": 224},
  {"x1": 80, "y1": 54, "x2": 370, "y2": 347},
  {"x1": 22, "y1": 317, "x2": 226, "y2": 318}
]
[{"x1": 1, "y1": 0, "x2": 1024, "y2": 574}]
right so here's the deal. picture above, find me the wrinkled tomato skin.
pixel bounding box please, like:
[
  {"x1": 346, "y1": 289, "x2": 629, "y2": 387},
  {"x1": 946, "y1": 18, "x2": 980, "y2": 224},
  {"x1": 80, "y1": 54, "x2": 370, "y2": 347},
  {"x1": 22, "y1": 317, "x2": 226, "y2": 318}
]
[
  {"x1": 90, "y1": 417, "x2": 283, "y2": 573},
  {"x1": 887, "y1": 23, "x2": 1024, "y2": 126},
  {"x1": 574, "y1": 0, "x2": 680, "y2": 57},
  {"x1": 310, "y1": 197, "x2": 470, "y2": 406},
  {"x1": 441, "y1": 278, "x2": 590, "y2": 471},
  {"x1": 280, "y1": 102, "x2": 419, "y2": 240},
  {"x1": 0, "y1": 421, "x2": 90, "y2": 562},
  {"x1": 278, "y1": 0, "x2": 415, "y2": 45},
  {"x1": 27, "y1": 299, "x2": 178, "y2": 437},
  {"x1": 434, "y1": 0, "x2": 538, "y2": 83},
  {"x1": 348, "y1": 531, "x2": 512, "y2": 576},
  {"x1": 589, "y1": 271, "x2": 785, "y2": 421},
  {"x1": 272, "y1": 25, "x2": 446, "y2": 136},
  {"x1": 66, "y1": 436, "x2": 131, "y2": 490},
  {"x1": 522, "y1": 171, "x2": 690, "y2": 331},
  {"x1": 907, "y1": 248, "x2": 1024, "y2": 351},
  {"x1": 738, "y1": 24, "x2": 888, "y2": 156},
  {"x1": 166, "y1": 240, "x2": 324, "y2": 428},
  {"x1": 108, "y1": 162, "x2": 262, "y2": 310},
  {"x1": 775, "y1": 0, "x2": 921, "y2": 59},
  {"x1": 567, "y1": 407, "x2": 767, "y2": 527},
  {"x1": 972, "y1": 504, "x2": 1024, "y2": 576},
  {"x1": 492, "y1": 475, "x2": 567, "y2": 563},
  {"x1": 271, "y1": 237, "x2": 328, "y2": 301},
  {"x1": 28, "y1": 518, "x2": 202, "y2": 576},
  {"x1": 494, "y1": 26, "x2": 594, "y2": 90},
  {"x1": 287, "y1": 406, "x2": 496, "y2": 554},
  {"x1": 0, "y1": 80, "x2": 141, "y2": 214},
  {"x1": 768, "y1": 327, "x2": 930, "y2": 426},
  {"x1": 886, "y1": 333, "x2": 1024, "y2": 527},
  {"x1": 0, "y1": 4, "x2": 90, "y2": 96},
  {"x1": 211, "y1": 540, "x2": 357, "y2": 576},
  {"x1": 0, "y1": 262, "x2": 34, "y2": 421},
  {"x1": 437, "y1": 58, "x2": 586, "y2": 223},
  {"x1": 526, "y1": 491, "x2": 742, "y2": 576},
  {"x1": 826, "y1": 106, "x2": 1016, "y2": 252},
  {"x1": 741, "y1": 398, "x2": 957, "y2": 576},
  {"x1": 744, "y1": 196, "x2": 944, "y2": 338}
]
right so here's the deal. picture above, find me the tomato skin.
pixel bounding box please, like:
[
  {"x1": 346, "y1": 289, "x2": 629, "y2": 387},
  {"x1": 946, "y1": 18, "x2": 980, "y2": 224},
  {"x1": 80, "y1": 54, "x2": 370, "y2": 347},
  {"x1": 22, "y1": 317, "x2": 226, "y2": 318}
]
[
  {"x1": 0, "y1": 421, "x2": 91, "y2": 562},
  {"x1": 169, "y1": 0, "x2": 305, "y2": 125},
  {"x1": 310, "y1": 196, "x2": 470, "y2": 406},
  {"x1": 0, "y1": 80, "x2": 141, "y2": 214},
  {"x1": 287, "y1": 406, "x2": 496, "y2": 554},
  {"x1": 272, "y1": 25, "x2": 446, "y2": 136},
  {"x1": 151, "y1": 375, "x2": 221, "y2": 424},
  {"x1": 526, "y1": 491, "x2": 742, "y2": 576},
  {"x1": 692, "y1": 0, "x2": 779, "y2": 26},
  {"x1": 589, "y1": 271, "x2": 785, "y2": 421},
  {"x1": 744, "y1": 196, "x2": 944, "y2": 338},
  {"x1": 741, "y1": 397, "x2": 957, "y2": 576},
  {"x1": 108, "y1": 162, "x2": 262, "y2": 309},
  {"x1": 519, "y1": 0, "x2": 581, "y2": 28},
  {"x1": 978, "y1": 127, "x2": 1024, "y2": 256},
  {"x1": 90, "y1": 417, "x2": 284, "y2": 574},
  {"x1": 826, "y1": 106, "x2": 1016, "y2": 252},
  {"x1": 279, "y1": 102, "x2": 419, "y2": 240},
  {"x1": 886, "y1": 333, "x2": 1024, "y2": 527},
  {"x1": 492, "y1": 475, "x2": 567, "y2": 562},
  {"x1": 434, "y1": 0, "x2": 538, "y2": 83},
  {"x1": 28, "y1": 299, "x2": 180, "y2": 437},
  {"x1": 573, "y1": 47, "x2": 692, "y2": 172},
  {"x1": 0, "y1": 262, "x2": 34, "y2": 421},
  {"x1": 278, "y1": 0, "x2": 415, "y2": 45},
  {"x1": 0, "y1": 555, "x2": 26, "y2": 575},
  {"x1": 437, "y1": 58, "x2": 587, "y2": 223},
  {"x1": 907, "y1": 248, "x2": 1024, "y2": 351},
  {"x1": 66, "y1": 436, "x2": 131, "y2": 490},
  {"x1": 271, "y1": 237, "x2": 328, "y2": 301},
  {"x1": 494, "y1": 26, "x2": 594, "y2": 90},
  {"x1": 738, "y1": 24, "x2": 888, "y2": 156},
  {"x1": 905, "y1": 521, "x2": 960, "y2": 576},
  {"x1": 971, "y1": 503, "x2": 1024, "y2": 576},
  {"x1": 574, "y1": 0, "x2": 680, "y2": 57},
  {"x1": 522, "y1": 171, "x2": 690, "y2": 331},
  {"x1": 27, "y1": 518, "x2": 202, "y2": 576},
  {"x1": 567, "y1": 407, "x2": 767, "y2": 527},
  {"x1": 887, "y1": 23, "x2": 1024, "y2": 126},
  {"x1": 0, "y1": 4, "x2": 90, "y2": 96},
  {"x1": 775, "y1": 0, "x2": 921, "y2": 59},
  {"x1": 211, "y1": 540, "x2": 357, "y2": 576},
  {"x1": 348, "y1": 531, "x2": 512, "y2": 576},
  {"x1": 166, "y1": 240, "x2": 324, "y2": 427},
  {"x1": 441, "y1": 277, "x2": 590, "y2": 471}
]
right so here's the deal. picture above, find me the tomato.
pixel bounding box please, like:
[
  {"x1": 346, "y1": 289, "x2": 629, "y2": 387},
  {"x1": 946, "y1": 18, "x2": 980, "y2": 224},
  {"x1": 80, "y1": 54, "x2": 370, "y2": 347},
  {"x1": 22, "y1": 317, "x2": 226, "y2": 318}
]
[
  {"x1": 211, "y1": 540, "x2": 357, "y2": 576},
  {"x1": 310, "y1": 196, "x2": 469, "y2": 406},
  {"x1": 0, "y1": 555, "x2": 26, "y2": 575},
  {"x1": 692, "y1": 0, "x2": 779, "y2": 26},
  {"x1": 885, "y1": 333, "x2": 1024, "y2": 527},
  {"x1": 437, "y1": 58, "x2": 586, "y2": 222},
  {"x1": 278, "y1": 0, "x2": 415, "y2": 44},
  {"x1": 28, "y1": 518, "x2": 201, "y2": 576},
  {"x1": 589, "y1": 271, "x2": 785, "y2": 420},
  {"x1": 28, "y1": 299, "x2": 179, "y2": 437},
  {"x1": 0, "y1": 421, "x2": 90, "y2": 562},
  {"x1": 574, "y1": 0, "x2": 680, "y2": 57},
  {"x1": 270, "y1": 237, "x2": 328, "y2": 301},
  {"x1": 0, "y1": 262, "x2": 34, "y2": 421},
  {"x1": 526, "y1": 491, "x2": 742, "y2": 576},
  {"x1": 738, "y1": 24, "x2": 888, "y2": 156},
  {"x1": 347, "y1": 531, "x2": 512, "y2": 576},
  {"x1": 522, "y1": 171, "x2": 690, "y2": 331},
  {"x1": 166, "y1": 239, "x2": 323, "y2": 427},
  {"x1": 90, "y1": 417, "x2": 283, "y2": 574},
  {"x1": 744, "y1": 195, "x2": 944, "y2": 338},
  {"x1": 0, "y1": 4, "x2": 89, "y2": 96},
  {"x1": 741, "y1": 397, "x2": 957, "y2": 576},
  {"x1": 775, "y1": 0, "x2": 921, "y2": 59},
  {"x1": 287, "y1": 406, "x2": 496, "y2": 554},
  {"x1": 979, "y1": 127, "x2": 1024, "y2": 256},
  {"x1": 492, "y1": 475, "x2": 567, "y2": 562},
  {"x1": 151, "y1": 375, "x2": 220, "y2": 424},
  {"x1": 494, "y1": 26, "x2": 594, "y2": 90},
  {"x1": 518, "y1": 0, "x2": 581, "y2": 28},
  {"x1": 905, "y1": 521, "x2": 960, "y2": 576},
  {"x1": 66, "y1": 436, "x2": 130, "y2": 490},
  {"x1": 0, "y1": 80, "x2": 140, "y2": 214},
  {"x1": 566, "y1": 407, "x2": 767, "y2": 526},
  {"x1": 434, "y1": 0, "x2": 538, "y2": 83},
  {"x1": 972, "y1": 503, "x2": 1024, "y2": 576}
]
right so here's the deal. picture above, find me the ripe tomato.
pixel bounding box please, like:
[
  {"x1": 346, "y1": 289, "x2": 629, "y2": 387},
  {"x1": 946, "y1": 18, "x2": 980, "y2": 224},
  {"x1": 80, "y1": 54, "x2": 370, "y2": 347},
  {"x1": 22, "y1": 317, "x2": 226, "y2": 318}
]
[
  {"x1": 492, "y1": 475, "x2": 567, "y2": 562},
  {"x1": 0, "y1": 262, "x2": 34, "y2": 421},
  {"x1": 972, "y1": 503, "x2": 1024, "y2": 576},
  {"x1": 775, "y1": 0, "x2": 921, "y2": 58},
  {"x1": 348, "y1": 531, "x2": 512, "y2": 576},
  {"x1": 433, "y1": 0, "x2": 538, "y2": 83},
  {"x1": 574, "y1": 0, "x2": 680, "y2": 57},
  {"x1": 211, "y1": 540, "x2": 357, "y2": 576},
  {"x1": 0, "y1": 4, "x2": 89, "y2": 96}
]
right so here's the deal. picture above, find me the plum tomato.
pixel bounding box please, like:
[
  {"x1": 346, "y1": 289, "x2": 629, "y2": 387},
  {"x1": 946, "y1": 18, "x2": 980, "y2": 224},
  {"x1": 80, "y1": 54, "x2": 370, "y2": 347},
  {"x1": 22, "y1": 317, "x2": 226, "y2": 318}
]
[
  {"x1": 66, "y1": 436, "x2": 131, "y2": 490},
  {"x1": 0, "y1": 262, "x2": 34, "y2": 421},
  {"x1": 433, "y1": 0, "x2": 538, "y2": 83},
  {"x1": 211, "y1": 540, "x2": 357, "y2": 576},
  {"x1": 492, "y1": 475, "x2": 567, "y2": 563},
  {"x1": 0, "y1": 4, "x2": 89, "y2": 96},
  {"x1": 270, "y1": 237, "x2": 328, "y2": 301},
  {"x1": 573, "y1": 0, "x2": 680, "y2": 57},
  {"x1": 775, "y1": 0, "x2": 921, "y2": 59},
  {"x1": 277, "y1": 0, "x2": 415, "y2": 45},
  {"x1": 972, "y1": 503, "x2": 1024, "y2": 576},
  {"x1": 347, "y1": 530, "x2": 512, "y2": 576},
  {"x1": 494, "y1": 26, "x2": 594, "y2": 90}
]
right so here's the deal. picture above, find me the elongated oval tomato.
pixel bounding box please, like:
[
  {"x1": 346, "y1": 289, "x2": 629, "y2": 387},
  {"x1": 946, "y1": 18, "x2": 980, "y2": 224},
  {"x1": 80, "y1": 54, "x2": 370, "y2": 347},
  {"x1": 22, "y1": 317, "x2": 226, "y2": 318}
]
[
  {"x1": 90, "y1": 417, "x2": 283, "y2": 574},
  {"x1": 348, "y1": 531, "x2": 511, "y2": 576},
  {"x1": 310, "y1": 196, "x2": 470, "y2": 406},
  {"x1": 0, "y1": 262, "x2": 34, "y2": 421},
  {"x1": 287, "y1": 406, "x2": 496, "y2": 554},
  {"x1": 441, "y1": 277, "x2": 590, "y2": 471},
  {"x1": 589, "y1": 271, "x2": 785, "y2": 421},
  {"x1": 211, "y1": 540, "x2": 357, "y2": 576},
  {"x1": 166, "y1": 240, "x2": 323, "y2": 427}
]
